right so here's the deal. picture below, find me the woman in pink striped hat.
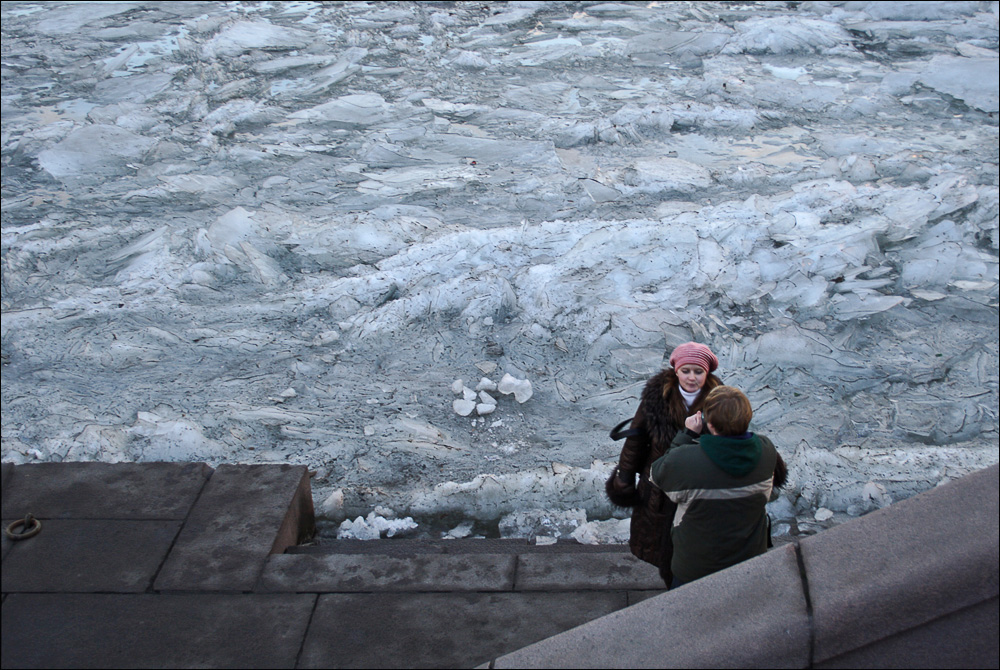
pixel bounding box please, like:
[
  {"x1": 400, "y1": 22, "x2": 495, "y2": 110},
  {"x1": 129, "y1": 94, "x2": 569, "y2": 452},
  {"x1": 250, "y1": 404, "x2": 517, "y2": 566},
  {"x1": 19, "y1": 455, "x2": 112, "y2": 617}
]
[{"x1": 606, "y1": 341, "x2": 722, "y2": 588}]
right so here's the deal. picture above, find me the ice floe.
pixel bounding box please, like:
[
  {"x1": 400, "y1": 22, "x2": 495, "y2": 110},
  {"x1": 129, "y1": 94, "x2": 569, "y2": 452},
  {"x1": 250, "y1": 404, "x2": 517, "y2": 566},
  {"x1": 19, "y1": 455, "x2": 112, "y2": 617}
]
[{"x1": 2, "y1": 0, "x2": 997, "y2": 545}]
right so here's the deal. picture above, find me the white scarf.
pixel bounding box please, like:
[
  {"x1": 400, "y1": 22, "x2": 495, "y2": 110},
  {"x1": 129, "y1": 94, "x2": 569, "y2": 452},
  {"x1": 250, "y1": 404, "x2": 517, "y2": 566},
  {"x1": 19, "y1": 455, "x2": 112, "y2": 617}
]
[{"x1": 679, "y1": 385, "x2": 700, "y2": 409}]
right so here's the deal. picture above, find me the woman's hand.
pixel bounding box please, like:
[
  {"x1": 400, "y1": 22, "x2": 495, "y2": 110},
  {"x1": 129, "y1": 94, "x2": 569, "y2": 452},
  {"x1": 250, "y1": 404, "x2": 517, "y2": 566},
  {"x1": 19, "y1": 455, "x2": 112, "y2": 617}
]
[
  {"x1": 606, "y1": 468, "x2": 640, "y2": 507},
  {"x1": 685, "y1": 411, "x2": 703, "y2": 433}
]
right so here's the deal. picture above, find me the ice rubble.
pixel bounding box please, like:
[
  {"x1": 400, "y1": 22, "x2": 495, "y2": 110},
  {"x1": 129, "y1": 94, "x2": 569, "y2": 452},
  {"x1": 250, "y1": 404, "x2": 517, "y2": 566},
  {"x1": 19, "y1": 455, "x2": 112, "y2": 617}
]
[
  {"x1": 1, "y1": 1, "x2": 997, "y2": 544},
  {"x1": 337, "y1": 510, "x2": 419, "y2": 540}
]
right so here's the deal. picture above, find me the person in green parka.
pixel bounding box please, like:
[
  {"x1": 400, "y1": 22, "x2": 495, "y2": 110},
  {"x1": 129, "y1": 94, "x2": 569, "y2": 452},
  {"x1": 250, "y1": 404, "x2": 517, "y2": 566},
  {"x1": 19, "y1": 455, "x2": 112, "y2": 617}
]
[{"x1": 650, "y1": 385, "x2": 786, "y2": 588}]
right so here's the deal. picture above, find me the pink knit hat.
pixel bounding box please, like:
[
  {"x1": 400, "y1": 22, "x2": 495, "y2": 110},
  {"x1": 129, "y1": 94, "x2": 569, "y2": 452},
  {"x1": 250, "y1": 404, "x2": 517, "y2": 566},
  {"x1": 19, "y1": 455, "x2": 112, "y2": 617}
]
[{"x1": 669, "y1": 342, "x2": 718, "y2": 373}]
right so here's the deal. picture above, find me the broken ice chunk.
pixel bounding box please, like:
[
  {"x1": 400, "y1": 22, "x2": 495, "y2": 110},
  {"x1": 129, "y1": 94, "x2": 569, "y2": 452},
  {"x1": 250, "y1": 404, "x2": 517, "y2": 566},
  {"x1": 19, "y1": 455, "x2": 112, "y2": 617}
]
[
  {"x1": 373, "y1": 505, "x2": 396, "y2": 519},
  {"x1": 444, "y1": 520, "x2": 475, "y2": 539},
  {"x1": 626, "y1": 157, "x2": 712, "y2": 194},
  {"x1": 453, "y1": 399, "x2": 476, "y2": 416},
  {"x1": 312, "y1": 330, "x2": 341, "y2": 346},
  {"x1": 36, "y1": 124, "x2": 157, "y2": 179},
  {"x1": 580, "y1": 178, "x2": 621, "y2": 203},
  {"x1": 475, "y1": 377, "x2": 498, "y2": 392},
  {"x1": 571, "y1": 518, "x2": 630, "y2": 545},
  {"x1": 203, "y1": 21, "x2": 313, "y2": 58},
  {"x1": 207, "y1": 206, "x2": 257, "y2": 250},
  {"x1": 319, "y1": 489, "x2": 346, "y2": 521},
  {"x1": 337, "y1": 516, "x2": 381, "y2": 541},
  {"x1": 499, "y1": 508, "x2": 587, "y2": 539},
  {"x1": 910, "y1": 289, "x2": 947, "y2": 301},
  {"x1": 476, "y1": 403, "x2": 496, "y2": 416},
  {"x1": 917, "y1": 56, "x2": 1000, "y2": 114},
  {"x1": 830, "y1": 293, "x2": 906, "y2": 318},
  {"x1": 451, "y1": 379, "x2": 464, "y2": 394},
  {"x1": 498, "y1": 373, "x2": 533, "y2": 403},
  {"x1": 288, "y1": 92, "x2": 389, "y2": 127},
  {"x1": 337, "y1": 512, "x2": 418, "y2": 540},
  {"x1": 240, "y1": 242, "x2": 288, "y2": 286},
  {"x1": 447, "y1": 49, "x2": 490, "y2": 70},
  {"x1": 556, "y1": 380, "x2": 577, "y2": 402}
]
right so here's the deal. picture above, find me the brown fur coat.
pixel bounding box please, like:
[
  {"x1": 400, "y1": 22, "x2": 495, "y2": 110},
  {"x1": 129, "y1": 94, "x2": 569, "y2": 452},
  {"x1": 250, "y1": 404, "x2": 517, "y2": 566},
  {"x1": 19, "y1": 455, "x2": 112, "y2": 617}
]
[{"x1": 607, "y1": 369, "x2": 721, "y2": 584}]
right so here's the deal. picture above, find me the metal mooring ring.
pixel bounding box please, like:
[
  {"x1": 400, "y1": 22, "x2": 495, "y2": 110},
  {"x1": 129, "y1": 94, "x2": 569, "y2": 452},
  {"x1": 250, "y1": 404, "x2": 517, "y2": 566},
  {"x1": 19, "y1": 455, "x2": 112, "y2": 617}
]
[{"x1": 5, "y1": 514, "x2": 42, "y2": 540}]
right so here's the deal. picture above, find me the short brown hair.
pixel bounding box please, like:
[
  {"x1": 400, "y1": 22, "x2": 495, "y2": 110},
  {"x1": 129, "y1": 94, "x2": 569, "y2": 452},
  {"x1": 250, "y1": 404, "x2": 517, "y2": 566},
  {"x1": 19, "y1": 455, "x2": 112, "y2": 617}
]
[{"x1": 703, "y1": 386, "x2": 753, "y2": 436}]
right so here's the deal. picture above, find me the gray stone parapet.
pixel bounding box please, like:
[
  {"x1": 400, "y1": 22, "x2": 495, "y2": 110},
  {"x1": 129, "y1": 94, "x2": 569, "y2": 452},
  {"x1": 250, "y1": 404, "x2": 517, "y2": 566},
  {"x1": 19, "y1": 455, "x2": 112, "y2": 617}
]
[
  {"x1": 486, "y1": 464, "x2": 1000, "y2": 669},
  {"x1": 3, "y1": 461, "x2": 997, "y2": 668}
]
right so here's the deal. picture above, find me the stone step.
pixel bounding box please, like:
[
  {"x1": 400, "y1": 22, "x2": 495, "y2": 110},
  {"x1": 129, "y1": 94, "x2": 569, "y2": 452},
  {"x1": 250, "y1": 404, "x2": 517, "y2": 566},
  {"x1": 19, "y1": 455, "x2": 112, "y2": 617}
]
[
  {"x1": 262, "y1": 536, "x2": 669, "y2": 667},
  {"x1": 288, "y1": 537, "x2": 632, "y2": 555},
  {"x1": 266, "y1": 543, "x2": 665, "y2": 594}
]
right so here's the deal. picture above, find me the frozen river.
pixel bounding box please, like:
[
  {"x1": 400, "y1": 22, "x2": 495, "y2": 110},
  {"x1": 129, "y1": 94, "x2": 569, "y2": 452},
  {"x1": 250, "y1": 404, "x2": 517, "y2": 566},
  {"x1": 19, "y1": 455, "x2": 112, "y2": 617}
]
[{"x1": 2, "y1": 1, "x2": 998, "y2": 542}]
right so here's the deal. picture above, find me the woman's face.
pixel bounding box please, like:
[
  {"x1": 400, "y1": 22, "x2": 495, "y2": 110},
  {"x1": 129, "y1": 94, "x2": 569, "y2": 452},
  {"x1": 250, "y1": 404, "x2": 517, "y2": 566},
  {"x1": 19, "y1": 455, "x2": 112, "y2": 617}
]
[{"x1": 677, "y1": 364, "x2": 708, "y2": 393}]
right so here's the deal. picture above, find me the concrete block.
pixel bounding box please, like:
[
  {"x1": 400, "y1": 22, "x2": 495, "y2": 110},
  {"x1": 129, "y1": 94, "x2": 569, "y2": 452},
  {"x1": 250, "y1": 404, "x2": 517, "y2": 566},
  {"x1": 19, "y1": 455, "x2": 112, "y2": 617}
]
[
  {"x1": 271, "y1": 464, "x2": 316, "y2": 554},
  {"x1": 1, "y1": 462, "x2": 210, "y2": 519},
  {"x1": 287, "y1": 537, "x2": 626, "y2": 556},
  {"x1": 298, "y1": 592, "x2": 627, "y2": 669},
  {"x1": 2, "y1": 519, "x2": 180, "y2": 593},
  {"x1": 801, "y1": 464, "x2": 1000, "y2": 664},
  {"x1": 1, "y1": 529, "x2": 11, "y2": 562},
  {"x1": 1, "y1": 462, "x2": 13, "y2": 494},
  {"x1": 259, "y1": 552, "x2": 516, "y2": 592},
  {"x1": 491, "y1": 543, "x2": 810, "y2": 668},
  {"x1": 514, "y1": 551, "x2": 665, "y2": 591},
  {"x1": 294, "y1": 537, "x2": 535, "y2": 556},
  {"x1": 1, "y1": 593, "x2": 315, "y2": 669},
  {"x1": 815, "y1": 596, "x2": 999, "y2": 669},
  {"x1": 154, "y1": 464, "x2": 313, "y2": 592}
]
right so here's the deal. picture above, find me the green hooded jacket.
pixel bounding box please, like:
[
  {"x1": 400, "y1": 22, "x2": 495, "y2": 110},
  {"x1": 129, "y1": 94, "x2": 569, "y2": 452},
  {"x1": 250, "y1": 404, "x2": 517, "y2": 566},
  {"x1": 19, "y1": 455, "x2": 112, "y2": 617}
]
[{"x1": 650, "y1": 429, "x2": 778, "y2": 583}]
